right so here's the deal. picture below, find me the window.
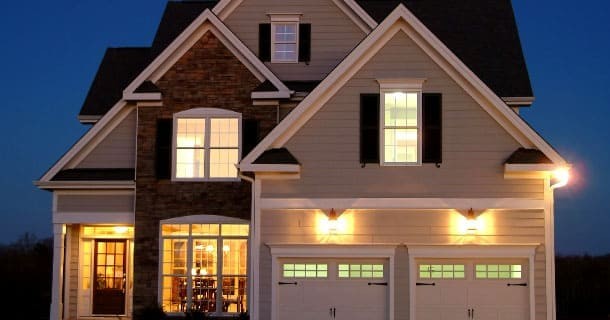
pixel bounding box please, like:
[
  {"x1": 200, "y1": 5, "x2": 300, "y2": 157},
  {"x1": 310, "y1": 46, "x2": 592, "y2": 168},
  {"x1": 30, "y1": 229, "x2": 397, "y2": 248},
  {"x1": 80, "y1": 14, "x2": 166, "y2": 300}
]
[
  {"x1": 282, "y1": 264, "x2": 328, "y2": 278},
  {"x1": 338, "y1": 264, "x2": 384, "y2": 279},
  {"x1": 160, "y1": 222, "x2": 249, "y2": 314},
  {"x1": 270, "y1": 15, "x2": 300, "y2": 63},
  {"x1": 419, "y1": 264, "x2": 465, "y2": 279},
  {"x1": 173, "y1": 108, "x2": 241, "y2": 180},
  {"x1": 378, "y1": 79, "x2": 425, "y2": 165},
  {"x1": 475, "y1": 264, "x2": 522, "y2": 279}
]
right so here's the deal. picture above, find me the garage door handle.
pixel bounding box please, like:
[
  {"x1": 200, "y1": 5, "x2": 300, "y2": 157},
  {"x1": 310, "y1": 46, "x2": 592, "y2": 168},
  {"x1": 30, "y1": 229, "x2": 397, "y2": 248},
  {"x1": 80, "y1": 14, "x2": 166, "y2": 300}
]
[
  {"x1": 367, "y1": 282, "x2": 388, "y2": 286},
  {"x1": 278, "y1": 281, "x2": 298, "y2": 285},
  {"x1": 507, "y1": 282, "x2": 527, "y2": 287},
  {"x1": 416, "y1": 282, "x2": 436, "y2": 286}
]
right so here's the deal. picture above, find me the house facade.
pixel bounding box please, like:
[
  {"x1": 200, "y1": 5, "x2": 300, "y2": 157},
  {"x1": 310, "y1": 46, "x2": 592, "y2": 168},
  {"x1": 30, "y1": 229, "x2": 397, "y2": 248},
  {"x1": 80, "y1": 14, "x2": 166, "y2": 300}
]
[{"x1": 36, "y1": 1, "x2": 570, "y2": 320}]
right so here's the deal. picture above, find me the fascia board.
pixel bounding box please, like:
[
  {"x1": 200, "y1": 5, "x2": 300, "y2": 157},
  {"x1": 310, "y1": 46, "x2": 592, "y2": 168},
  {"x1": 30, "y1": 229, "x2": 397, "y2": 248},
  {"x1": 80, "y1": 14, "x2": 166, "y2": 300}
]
[
  {"x1": 241, "y1": 4, "x2": 567, "y2": 168},
  {"x1": 251, "y1": 91, "x2": 292, "y2": 99}
]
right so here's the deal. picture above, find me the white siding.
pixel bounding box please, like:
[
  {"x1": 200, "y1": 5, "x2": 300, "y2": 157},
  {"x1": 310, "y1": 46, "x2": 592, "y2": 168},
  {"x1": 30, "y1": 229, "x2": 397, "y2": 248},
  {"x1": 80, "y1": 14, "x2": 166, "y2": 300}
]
[
  {"x1": 263, "y1": 32, "x2": 544, "y2": 199},
  {"x1": 77, "y1": 109, "x2": 136, "y2": 168},
  {"x1": 224, "y1": 0, "x2": 366, "y2": 80},
  {"x1": 56, "y1": 194, "x2": 134, "y2": 213}
]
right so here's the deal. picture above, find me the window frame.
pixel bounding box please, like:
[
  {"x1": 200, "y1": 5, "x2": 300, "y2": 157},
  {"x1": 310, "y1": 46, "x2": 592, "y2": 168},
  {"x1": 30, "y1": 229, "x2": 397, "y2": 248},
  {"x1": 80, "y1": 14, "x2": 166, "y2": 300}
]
[
  {"x1": 378, "y1": 79, "x2": 425, "y2": 166},
  {"x1": 172, "y1": 108, "x2": 242, "y2": 182},
  {"x1": 159, "y1": 216, "x2": 250, "y2": 315},
  {"x1": 269, "y1": 14, "x2": 301, "y2": 63}
]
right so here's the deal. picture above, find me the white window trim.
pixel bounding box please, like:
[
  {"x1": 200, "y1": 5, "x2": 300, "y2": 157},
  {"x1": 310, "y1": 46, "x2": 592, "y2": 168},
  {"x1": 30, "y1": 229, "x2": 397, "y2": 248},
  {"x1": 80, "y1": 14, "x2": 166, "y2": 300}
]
[
  {"x1": 269, "y1": 14, "x2": 301, "y2": 64},
  {"x1": 157, "y1": 215, "x2": 250, "y2": 316},
  {"x1": 172, "y1": 108, "x2": 242, "y2": 182},
  {"x1": 378, "y1": 79, "x2": 425, "y2": 166}
]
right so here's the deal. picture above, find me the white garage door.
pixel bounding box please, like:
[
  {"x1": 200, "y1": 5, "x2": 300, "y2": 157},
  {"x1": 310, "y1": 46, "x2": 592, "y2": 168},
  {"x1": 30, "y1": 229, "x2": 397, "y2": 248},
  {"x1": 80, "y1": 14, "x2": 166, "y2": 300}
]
[
  {"x1": 416, "y1": 259, "x2": 529, "y2": 320},
  {"x1": 278, "y1": 259, "x2": 388, "y2": 320}
]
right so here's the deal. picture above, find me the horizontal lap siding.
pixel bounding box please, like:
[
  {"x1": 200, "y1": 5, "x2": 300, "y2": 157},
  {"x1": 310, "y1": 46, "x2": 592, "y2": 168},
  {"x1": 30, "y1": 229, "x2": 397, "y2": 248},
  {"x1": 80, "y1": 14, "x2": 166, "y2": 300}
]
[
  {"x1": 263, "y1": 31, "x2": 544, "y2": 199},
  {"x1": 260, "y1": 208, "x2": 546, "y2": 319},
  {"x1": 224, "y1": 0, "x2": 365, "y2": 80},
  {"x1": 57, "y1": 194, "x2": 134, "y2": 213},
  {"x1": 78, "y1": 109, "x2": 136, "y2": 168}
]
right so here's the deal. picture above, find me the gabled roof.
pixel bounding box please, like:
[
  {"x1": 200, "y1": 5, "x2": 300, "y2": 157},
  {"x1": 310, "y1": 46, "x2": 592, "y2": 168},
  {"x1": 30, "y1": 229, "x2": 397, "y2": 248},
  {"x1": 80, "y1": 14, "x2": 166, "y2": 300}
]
[
  {"x1": 52, "y1": 168, "x2": 135, "y2": 181},
  {"x1": 79, "y1": 47, "x2": 150, "y2": 119},
  {"x1": 356, "y1": 0, "x2": 533, "y2": 99},
  {"x1": 122, "y1": 8, "x2": 290, "y2": 101},
  {"x1": 240, "y1": 4, "x2": 567, "y2": 172},
  {"x1": 253, "y1": 148, "x2": 299, "y2": 165},
  {"x1": 505, "y1": 148, "x2": 552, "y2": 165}
]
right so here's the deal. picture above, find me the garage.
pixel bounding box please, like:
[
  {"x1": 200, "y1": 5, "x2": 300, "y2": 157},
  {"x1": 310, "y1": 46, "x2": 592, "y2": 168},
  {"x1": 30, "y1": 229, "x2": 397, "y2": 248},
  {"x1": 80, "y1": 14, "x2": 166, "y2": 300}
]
[
  {"x1": 277, "y1": 259, "x2": 389, "y2": 320},
  {"x1": 415, "y1": 259, "x2": 530, "y2": 320}
]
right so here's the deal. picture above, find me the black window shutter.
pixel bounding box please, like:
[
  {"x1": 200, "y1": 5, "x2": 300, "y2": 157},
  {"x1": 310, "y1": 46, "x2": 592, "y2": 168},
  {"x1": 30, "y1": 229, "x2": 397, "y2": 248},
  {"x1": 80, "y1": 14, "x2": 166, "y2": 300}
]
[
  {"x1": 156, "y1": 119, "x2": 173, "y2": 179},
  {"x1": 360, "y1": 94, "x2": 380, "y2": 164},
  {"x1": 242, "y1": 119, "x2": 260, "y2": 159},
  {"x1": 298, "y1": 24, "x2": 311, "y2": 62},
  {"x1": 259, "y1": 24, "x2": 271, "y2": 62},
  {"x1": 422, "y1": 93, "x2": 442, "y2": 164}
]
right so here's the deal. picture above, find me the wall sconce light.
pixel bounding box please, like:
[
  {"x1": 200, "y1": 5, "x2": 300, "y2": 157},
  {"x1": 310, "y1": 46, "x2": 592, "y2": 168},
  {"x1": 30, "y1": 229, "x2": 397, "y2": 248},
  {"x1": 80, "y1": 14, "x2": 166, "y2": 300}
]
[
  {"x1": 551, "y1": 167, "x2": 570, "y2": 189},
  {"x1": 465, "y1": 208, "x2": 478, "y2": 233},
  {"x1": 327, "y1": 208, "x2": 339, "y2": 233}
]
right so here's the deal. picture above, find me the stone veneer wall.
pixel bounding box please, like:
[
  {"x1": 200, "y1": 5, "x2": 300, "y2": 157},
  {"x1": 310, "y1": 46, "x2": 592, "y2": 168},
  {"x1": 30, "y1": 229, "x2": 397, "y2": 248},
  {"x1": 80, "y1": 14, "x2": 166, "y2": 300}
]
[{"x1": 133, "y1": 31, "x2": 275, "y2": 311}]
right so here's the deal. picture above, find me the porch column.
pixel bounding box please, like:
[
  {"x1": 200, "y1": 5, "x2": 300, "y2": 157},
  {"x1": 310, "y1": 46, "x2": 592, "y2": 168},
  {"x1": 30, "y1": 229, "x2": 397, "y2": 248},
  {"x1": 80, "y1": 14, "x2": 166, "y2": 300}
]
[{"x1": 50, "y1": 223, "x2": 66, "y2": 320}]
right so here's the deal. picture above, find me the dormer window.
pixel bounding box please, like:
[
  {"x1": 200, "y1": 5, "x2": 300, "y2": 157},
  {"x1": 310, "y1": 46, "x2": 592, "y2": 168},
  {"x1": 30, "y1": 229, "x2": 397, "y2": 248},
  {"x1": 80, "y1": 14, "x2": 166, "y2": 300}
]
[
  {"x1": 259, "y1": 15, "x2": 311, "y2": 63},
  {"x1": 172, "y1": 108, "x2": 241, "y2": 181}
]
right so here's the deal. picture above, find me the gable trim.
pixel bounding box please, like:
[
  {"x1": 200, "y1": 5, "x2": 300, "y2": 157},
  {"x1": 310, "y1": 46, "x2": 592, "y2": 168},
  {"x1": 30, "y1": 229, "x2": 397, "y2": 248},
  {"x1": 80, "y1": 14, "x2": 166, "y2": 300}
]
[
  {"x1": 38, "y1": 100, "x2": 130, "y2": 183},
  {"x1": 240, "y1": 4, "x2": 567, "y2": 169},
  {"x1": 122, "y1": 9, "x2": 290, "y2": 100},
  {"x1": 213, "y1": 0, "x2": 377, "y2": 33}
]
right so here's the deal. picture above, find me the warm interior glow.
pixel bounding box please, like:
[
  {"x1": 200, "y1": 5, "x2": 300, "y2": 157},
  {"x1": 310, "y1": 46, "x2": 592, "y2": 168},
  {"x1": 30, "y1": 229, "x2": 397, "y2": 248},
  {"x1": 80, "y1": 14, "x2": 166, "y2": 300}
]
[
  {"x1": 114, "y1": 226, "x2": 129, "y2": 234},
  {"x1": 551, "y1": 167, "x2": 570, "y2": 189}
]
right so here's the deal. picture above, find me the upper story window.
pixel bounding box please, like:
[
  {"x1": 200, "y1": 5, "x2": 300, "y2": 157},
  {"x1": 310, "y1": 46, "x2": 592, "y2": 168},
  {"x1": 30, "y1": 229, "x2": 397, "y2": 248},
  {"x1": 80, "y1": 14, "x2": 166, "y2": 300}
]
[
  {"x1": 172, "y1": 108, "x2": 241, "y2": 181},
  {"x1": 378, "y1": 79, "x2": 425, "y2": 166},
  {"x1": 271, "y1": 15, "x2": 300, "y2": 63},
  {"x1": 259, "y1": 15, "x2": 310, "y2": 64}
]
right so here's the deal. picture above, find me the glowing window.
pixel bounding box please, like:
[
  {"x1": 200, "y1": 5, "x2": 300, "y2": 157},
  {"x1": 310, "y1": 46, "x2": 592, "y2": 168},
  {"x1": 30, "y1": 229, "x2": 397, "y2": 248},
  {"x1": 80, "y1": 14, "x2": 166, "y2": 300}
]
[
  {"x1": 338, "y1": 264, "x2": 384, "y2": 279},
  {"x1": 382, "y1": 91, "x2": 420, "y2": 164},
  {"x1": 419, "y1": 264, "x2": 465, "y2": 279},
  {"x1": 173, "y1": 109, "x2": 241, "y2": 180},
  {"x1": 282, "y1": 264, "x2": 328, "y2": 278},
  {"x1": 160, "y1": 223, "x2": 248, "y2": 314},
  {"x1": 475, "y1": 264, "x2": 522, "y2": 279}
]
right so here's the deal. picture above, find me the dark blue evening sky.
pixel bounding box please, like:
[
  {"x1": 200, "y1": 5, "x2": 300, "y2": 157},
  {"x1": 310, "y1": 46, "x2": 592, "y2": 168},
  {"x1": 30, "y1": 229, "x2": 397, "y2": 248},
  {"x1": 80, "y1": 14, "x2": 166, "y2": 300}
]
[{"x1": 0, "y1": 1, "x2": 608, "y2": 254}]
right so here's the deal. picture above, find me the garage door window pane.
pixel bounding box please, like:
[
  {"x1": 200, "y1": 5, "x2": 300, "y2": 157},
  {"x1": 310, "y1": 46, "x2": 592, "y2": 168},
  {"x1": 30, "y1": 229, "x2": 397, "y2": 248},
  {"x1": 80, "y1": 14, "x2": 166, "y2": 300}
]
[
  {"x1": 419, "y1": 264, "x2": 465, "y2": 279},
  {"x1": 475, "y1": 264, "x2": 523, "y2": 279},
  {"x1": 338, "y1": 264, "x2": 384, "y2": 279},
  {"x1": 283, "y1": 264, "x2": 327, "y2": 278}
]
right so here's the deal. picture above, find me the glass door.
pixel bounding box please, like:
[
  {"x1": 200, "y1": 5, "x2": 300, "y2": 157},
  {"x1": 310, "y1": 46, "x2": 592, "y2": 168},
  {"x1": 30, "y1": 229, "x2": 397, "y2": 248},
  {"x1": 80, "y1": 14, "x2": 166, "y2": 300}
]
[{"x1": 92, "y1": 239, "x2": 126, "y2": 315}]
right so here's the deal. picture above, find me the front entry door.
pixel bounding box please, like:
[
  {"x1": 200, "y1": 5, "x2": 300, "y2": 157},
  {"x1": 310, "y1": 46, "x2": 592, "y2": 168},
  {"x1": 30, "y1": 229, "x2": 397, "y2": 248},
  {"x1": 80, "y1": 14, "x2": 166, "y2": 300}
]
[{"x1": 92, "y1": 239, "x2": 126, "y2": 315}]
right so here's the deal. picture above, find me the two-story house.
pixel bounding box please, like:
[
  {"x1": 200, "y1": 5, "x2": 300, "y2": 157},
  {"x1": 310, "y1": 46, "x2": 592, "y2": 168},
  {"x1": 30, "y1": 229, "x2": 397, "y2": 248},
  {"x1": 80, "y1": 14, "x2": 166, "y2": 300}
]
[{"x1": 36, "y1": 1, "x2": 570, "y2": 319}]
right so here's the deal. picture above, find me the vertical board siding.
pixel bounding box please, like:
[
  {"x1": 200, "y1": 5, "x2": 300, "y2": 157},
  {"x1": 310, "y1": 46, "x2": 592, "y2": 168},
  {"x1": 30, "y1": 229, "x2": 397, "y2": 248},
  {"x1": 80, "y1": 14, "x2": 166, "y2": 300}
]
[
  {"x1": 224, "y1": 0, "x2": 366, "y2": 80},
  {"x1": 262, "y1": 31, "x2": 544, "y2": 199},
  {"x1": 259, "y1": 208, "x2": 546, "y2": 319},
  {"x1": 68, "y1": 225, "x2": 79, "y2": 320},
  {"x1": 77, "y1": 109, "x2": 136, "y2": 168}
]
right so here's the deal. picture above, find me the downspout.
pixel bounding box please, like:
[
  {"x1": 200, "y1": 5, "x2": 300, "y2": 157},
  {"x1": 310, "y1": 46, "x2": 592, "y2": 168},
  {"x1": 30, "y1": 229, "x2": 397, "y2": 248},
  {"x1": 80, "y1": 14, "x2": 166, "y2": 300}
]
[{"x1": 239, "y1": 172, "x2": 257, "y2": 319}]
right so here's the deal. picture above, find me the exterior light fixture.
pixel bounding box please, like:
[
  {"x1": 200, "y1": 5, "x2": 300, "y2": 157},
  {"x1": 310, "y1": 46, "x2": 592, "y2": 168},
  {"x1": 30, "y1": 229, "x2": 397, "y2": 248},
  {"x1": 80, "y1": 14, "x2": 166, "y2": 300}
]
[
  {"x1": 327, "y1": 208, "x2": 339, "y2": 233},
  {"x1": 465, "y1": 208, "x2": 478, "y2": 233},
  {"x1": 551, "y1": 167, "x2": 570, "y2": 189}
]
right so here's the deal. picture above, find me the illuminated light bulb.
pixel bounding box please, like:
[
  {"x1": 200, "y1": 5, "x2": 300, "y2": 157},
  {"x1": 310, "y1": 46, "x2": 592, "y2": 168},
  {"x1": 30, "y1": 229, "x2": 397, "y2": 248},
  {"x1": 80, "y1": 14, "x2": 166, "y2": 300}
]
[
  {"x1": 113, "y1": 226, "x2": 129, "y2": 234},
  {"x1": 205, "y1": 245, "x2": 214, "y2": 252},
  {"x1": 466, "y1": 208, "x2": 478, "y2": 234},
  {"x1": 551, "y1": 167, "x2": 570, "y2": 189},
  {"x1": 327, "y1": 208, "x2": 339, "y2": 233},
  {"x1": 223, "y1": 245, "x2": 230, "y2": 252}
]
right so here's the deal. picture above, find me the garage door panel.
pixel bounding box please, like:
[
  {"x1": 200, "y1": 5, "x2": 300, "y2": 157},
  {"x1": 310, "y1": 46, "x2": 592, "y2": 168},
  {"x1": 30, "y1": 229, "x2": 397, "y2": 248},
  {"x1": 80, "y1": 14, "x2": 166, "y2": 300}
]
[{"x1": 416, "y1": 307, "x2": 469, "y2": 320}]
